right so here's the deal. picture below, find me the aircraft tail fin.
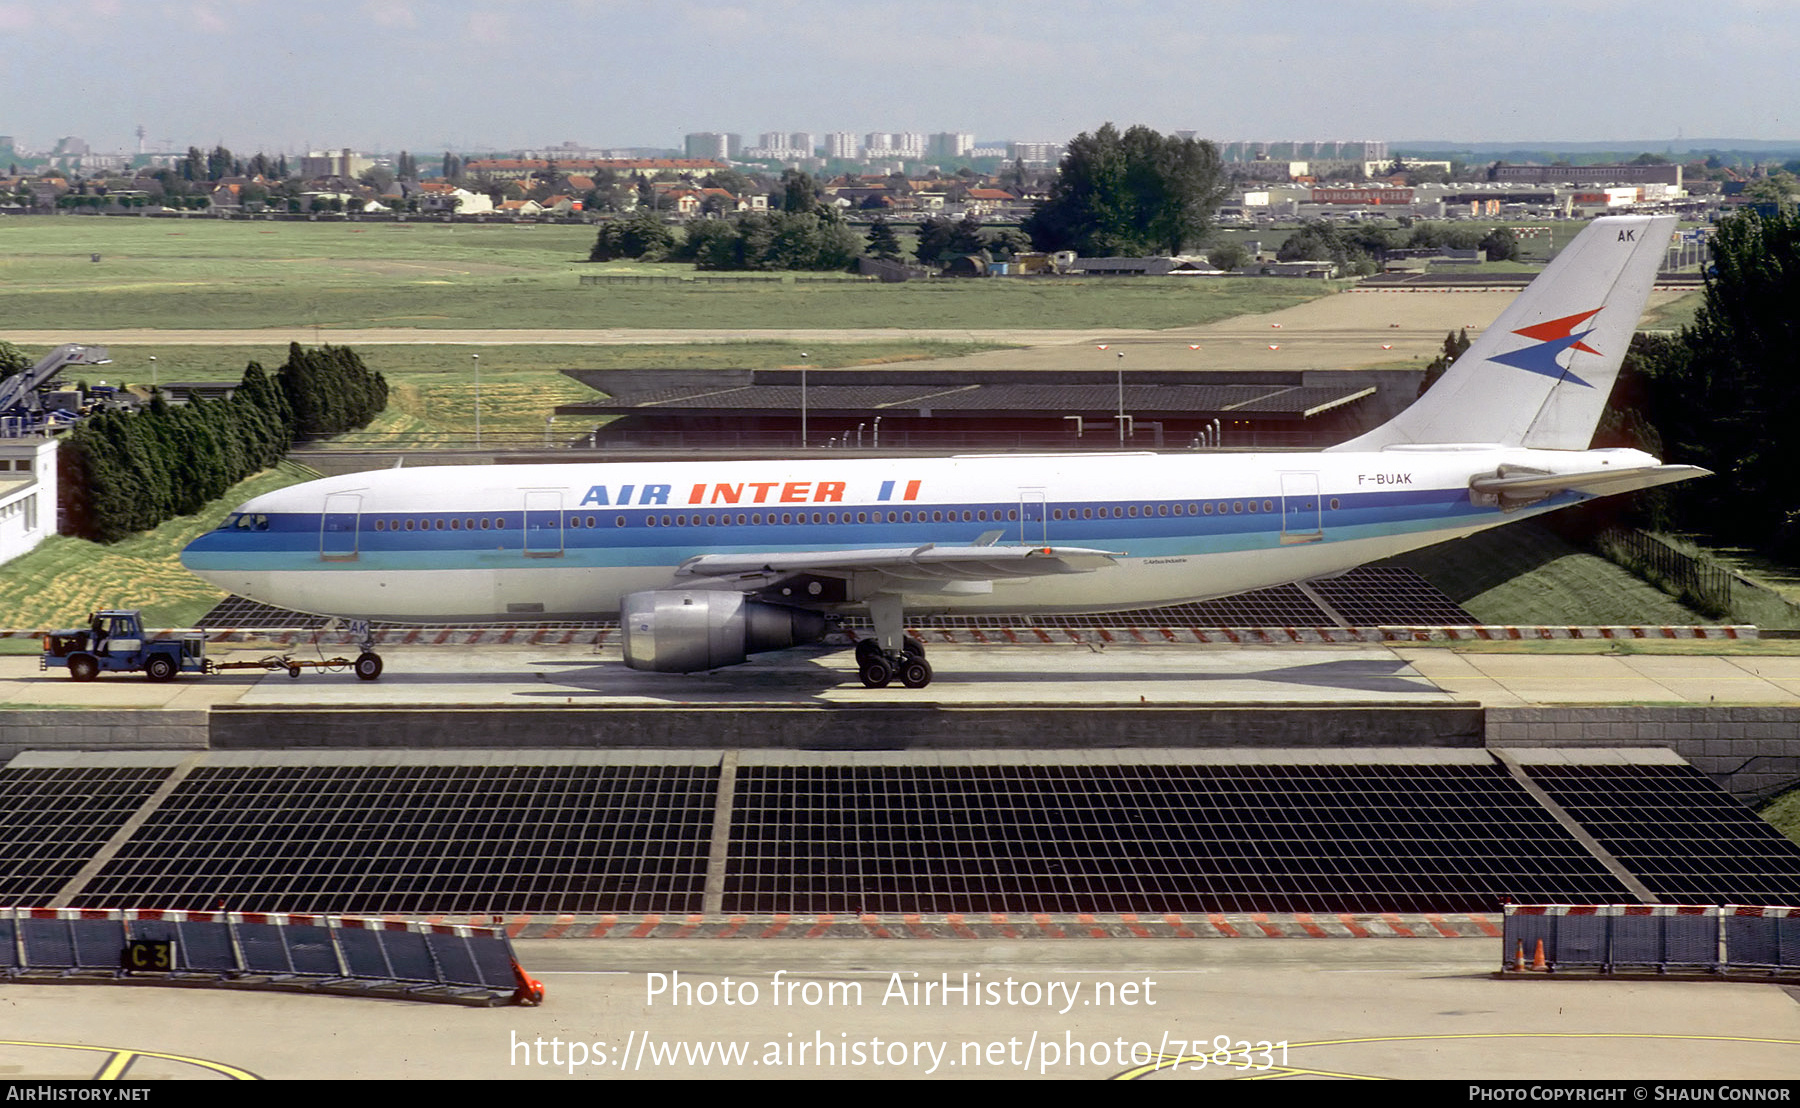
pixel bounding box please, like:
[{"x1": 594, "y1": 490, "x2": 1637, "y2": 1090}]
[{"x1": 1328, "y1": 214, "x2": 1676, "y2": 452}]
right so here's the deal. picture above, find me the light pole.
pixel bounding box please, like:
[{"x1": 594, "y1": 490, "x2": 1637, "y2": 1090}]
[
  {"x1": 799, "y1": 352, "x2": 808, "y2": 448},
  {"x1": 148, "y1": 355, "x2": 156, "y2": 392},
  {"x1": 471, "y1": 353, "x2": 481, "y2": 447},
  {"x1": 1116, "y1": 350, "x2": 1126, "y2": 447}
]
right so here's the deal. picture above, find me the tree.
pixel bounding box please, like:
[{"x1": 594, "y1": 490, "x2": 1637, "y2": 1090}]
[
  {"x1": 1207, "y1": 242, "x2": 1251, "y2": 271},
  {"x1": 206, "y1": 145, "x2": 234, "y2": 182},
  {"x1": 0, "y1": 340, "x2": 30, "y2": 381},
  {"x1": 396, "y1": 151, "x2": 418, "y2": 181},
  {"x1": 1417, "y1": 329, "x2": 1470, "y2": 397},
  {"x1": 360, "y1": 165, "x2": 396, "y2": 194},
  {"x1": 779, "y1": 169, "x2": 823, "y2": 215},
  {"x1": 865, "y1": 216, "x2": 903, "y2": 262},
  {"x1": 913, "y1": 215, "x2": 957, "y2": 266},
  {"x1": 947, "y1": 215, "x2": 988, "y2": 257},
  {"x1": 1479, "y1": 226, "x2": 1521, "y2": 262},
  {"x1": 589, "y1": 211, "x2": 674, "y2": 261},
  {"x1": 1022, "y1": 122, "x2": 1229, "y2": 256},
  {"x1": 1642, "y1": 208, "x2": 1800, "y2": 557}
]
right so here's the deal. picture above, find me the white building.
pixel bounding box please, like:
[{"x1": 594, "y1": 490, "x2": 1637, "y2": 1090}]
[
  {"x1": 0, "y1": 437, "x2": 56, "y2": 567},
  {"x1": 824, "y1": 133, "x2": 859, "y2": 159},
  {"x1": 928, "y1": 132, "x2": 974, "y2": 159},
  {"x1": 299, "y1": 148, "x2": 373, "y2": 180},
  {"x1": 683, "y1": 132, "x2": 741, "y2": 160},
  {"x1": 1007, "y1": 141, "x2": 1064, "y2": 166}
]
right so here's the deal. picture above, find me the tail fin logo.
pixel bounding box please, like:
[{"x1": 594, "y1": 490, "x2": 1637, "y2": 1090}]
[{"x1": 1489, "y1": 308, "x2": 1603, "y2": 388}]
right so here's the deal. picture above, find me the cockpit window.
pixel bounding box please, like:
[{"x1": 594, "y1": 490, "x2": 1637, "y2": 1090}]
[{"x1": 218, "y1": 513, "x2": 269, "y2": 532}]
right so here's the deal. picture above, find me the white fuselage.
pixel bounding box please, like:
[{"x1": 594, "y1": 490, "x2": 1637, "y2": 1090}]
[{"x1": 181, "y1": 446, "x2": 1649, "y2": 623}]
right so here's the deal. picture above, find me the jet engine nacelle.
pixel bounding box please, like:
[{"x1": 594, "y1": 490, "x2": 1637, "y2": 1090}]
[{"x1": 619, "y1": 590, "x2": 828, "y2": 672}]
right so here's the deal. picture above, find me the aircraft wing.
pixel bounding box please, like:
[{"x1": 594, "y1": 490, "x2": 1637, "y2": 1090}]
[
  {"x1": 673, "y1": 543, "x2": 1121, "y2": 585},
  {"x1": 1470, "y1": 464, "x2": 1710, "y2": 504}
]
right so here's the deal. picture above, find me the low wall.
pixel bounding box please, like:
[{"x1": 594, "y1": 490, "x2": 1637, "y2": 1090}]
[
  {"x1": 205, "y1": 704, "x2": 1488, "y2": 751},
  {"x1": 1486, "y1": 706, "x2": 1800, "y2": 802},
  {"x1": 0, "y1": 710, "x2": 207, "y2": 764}
]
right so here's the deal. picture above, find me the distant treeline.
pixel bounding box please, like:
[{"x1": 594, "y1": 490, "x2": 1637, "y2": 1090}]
[{"x1": 61, "y1": 344, "x2": 387, "y2": 542}]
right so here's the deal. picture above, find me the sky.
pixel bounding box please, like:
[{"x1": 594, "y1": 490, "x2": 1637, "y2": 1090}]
[{"x1": 2, "y1": 0, "x2": 1796, "y2": 156}]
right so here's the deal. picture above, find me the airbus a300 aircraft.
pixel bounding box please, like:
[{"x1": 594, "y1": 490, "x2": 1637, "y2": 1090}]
[{"x1": 182, "y1": 214, "x2": 1703, "y2": 689}]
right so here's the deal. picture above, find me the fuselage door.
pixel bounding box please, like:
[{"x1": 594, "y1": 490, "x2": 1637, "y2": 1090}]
[
  {"x1": 524, "y1": 490, "x2": 564, "y2": 558},
  {"x1": 320, "y1": 493, "x2": 361, "y2": 561},
  {"x1": 1019, "y1": 488, "x2": 1047, "y2": 545},
  {"x1": 1280, "y1": 472, "x2": 1323, "y2": 545}
]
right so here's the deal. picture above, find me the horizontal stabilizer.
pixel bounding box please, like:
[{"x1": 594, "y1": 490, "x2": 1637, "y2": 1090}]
[
  {"x1": 675, "y1": 543, "x2": 1121, "y2": 584},
  {"x1": 1470, "y1": 463, "x2": 1709, "y2": 506}
]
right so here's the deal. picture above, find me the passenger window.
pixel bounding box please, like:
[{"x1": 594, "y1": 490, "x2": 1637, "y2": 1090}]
[{"x1": 615, "y1": 516, "x2": 626, "y2": 527}]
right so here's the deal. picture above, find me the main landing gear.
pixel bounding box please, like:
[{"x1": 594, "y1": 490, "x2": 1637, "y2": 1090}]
[
  {"x1": 854, "y1": 595, "x2": 932, "y2": 689},
  {"x1": 854, "y1": 635, "x2": 931, "y2": 689}
]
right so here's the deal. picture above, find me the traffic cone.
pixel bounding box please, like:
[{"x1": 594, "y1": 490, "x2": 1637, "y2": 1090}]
[
  {"x1": 1515, "y1": 940, "x2": 1525, "y2": 972},
  {"x1": 1531, "y1": 939, "x2": 1547, "y2": 972}
]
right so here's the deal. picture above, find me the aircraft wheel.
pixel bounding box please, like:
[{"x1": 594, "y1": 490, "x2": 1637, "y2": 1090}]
[
  {"x1": 903, "y1": 635, "x2": 925, "y2": 659},
  {"x1": 858, "y1": 658, "x2": 892, "y2": 689},
  {"x1": 899, "y1": 658, "x2": 933, "y2": 689},
  {"x1": 144, "y1": 654, "x2": 177, "y2": 683},
  {"x1": 354, "y1": 652, "x2": 384, "y2": 681},
  {"x1": 854, "y1": 638, "x2": 882, "y2": 666},
  {"x1": 69, "y1": 656, "x2": 99, "y2": 682}
]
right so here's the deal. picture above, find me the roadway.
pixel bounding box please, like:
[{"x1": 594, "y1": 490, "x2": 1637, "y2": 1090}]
[
  {"x1": 6, "y1": 641, "x2": 1800, "y2": 711},
  {"x1": 4, "y1": 940, "x2": 1797, "y2": 1080},
  {"x1": 0, "y1": 289, "x2": 1684, "y2": 375}
]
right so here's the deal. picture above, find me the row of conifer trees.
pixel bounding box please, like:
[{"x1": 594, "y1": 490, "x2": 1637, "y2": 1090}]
[{"x1": 60, "y1": 344, "x2": 387, "y2": 542}]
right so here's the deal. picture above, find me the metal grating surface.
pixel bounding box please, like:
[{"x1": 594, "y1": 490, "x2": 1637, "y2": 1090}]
[
  {"x1": 198, "y1": 569, "x2": 1467, "y2": 633},
  {"x1": 724, "y1": 763, "x2": 1635, "y2": 915},
  {"x1": 71, "y1": 765, "x2": 718, "y2": 915},
  {"x1": 1524, "y1": 764, "x2": 1800, "y2": 905},
  {"x1": 1306, "y1": 567, "x2": 1476, "y2": 626},
  {"x1": 0, "y1": 767, "x2": 170, "y2": 906},
  {"x1": 195, "y1": 595, "x2": 607, "y2": 631}
]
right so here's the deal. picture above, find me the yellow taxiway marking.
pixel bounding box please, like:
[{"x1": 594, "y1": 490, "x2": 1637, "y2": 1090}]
[{"x1": 0, "y1": 1040, "x2": 260, "y2": 1081}]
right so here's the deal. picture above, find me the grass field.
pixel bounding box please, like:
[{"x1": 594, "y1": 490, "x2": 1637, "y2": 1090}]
[
  {"x1": 1760, "y1": 786, "x2": 1800, "y2": 845},
  {"x1": 1385, "y1": 520, "x2": 1709, "y2": 626},
  {"x1": 0, "y1": 461, "x2": 319, "y2": 633},
  {"x1": 0, "y1": 216, "x2": 1330, "y2": 331}
]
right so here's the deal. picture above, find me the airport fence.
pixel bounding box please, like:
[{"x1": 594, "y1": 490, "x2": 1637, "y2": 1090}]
[
  {"x1": 1593, "y1": 528, "x2": 1740, "y2": 618},
  {"x1": 1502, "y1": 904, "x2": 1800, "y2": 974},
  {"x1": 0, "y1": 907, "x2": 543, "y2": 1006}
]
